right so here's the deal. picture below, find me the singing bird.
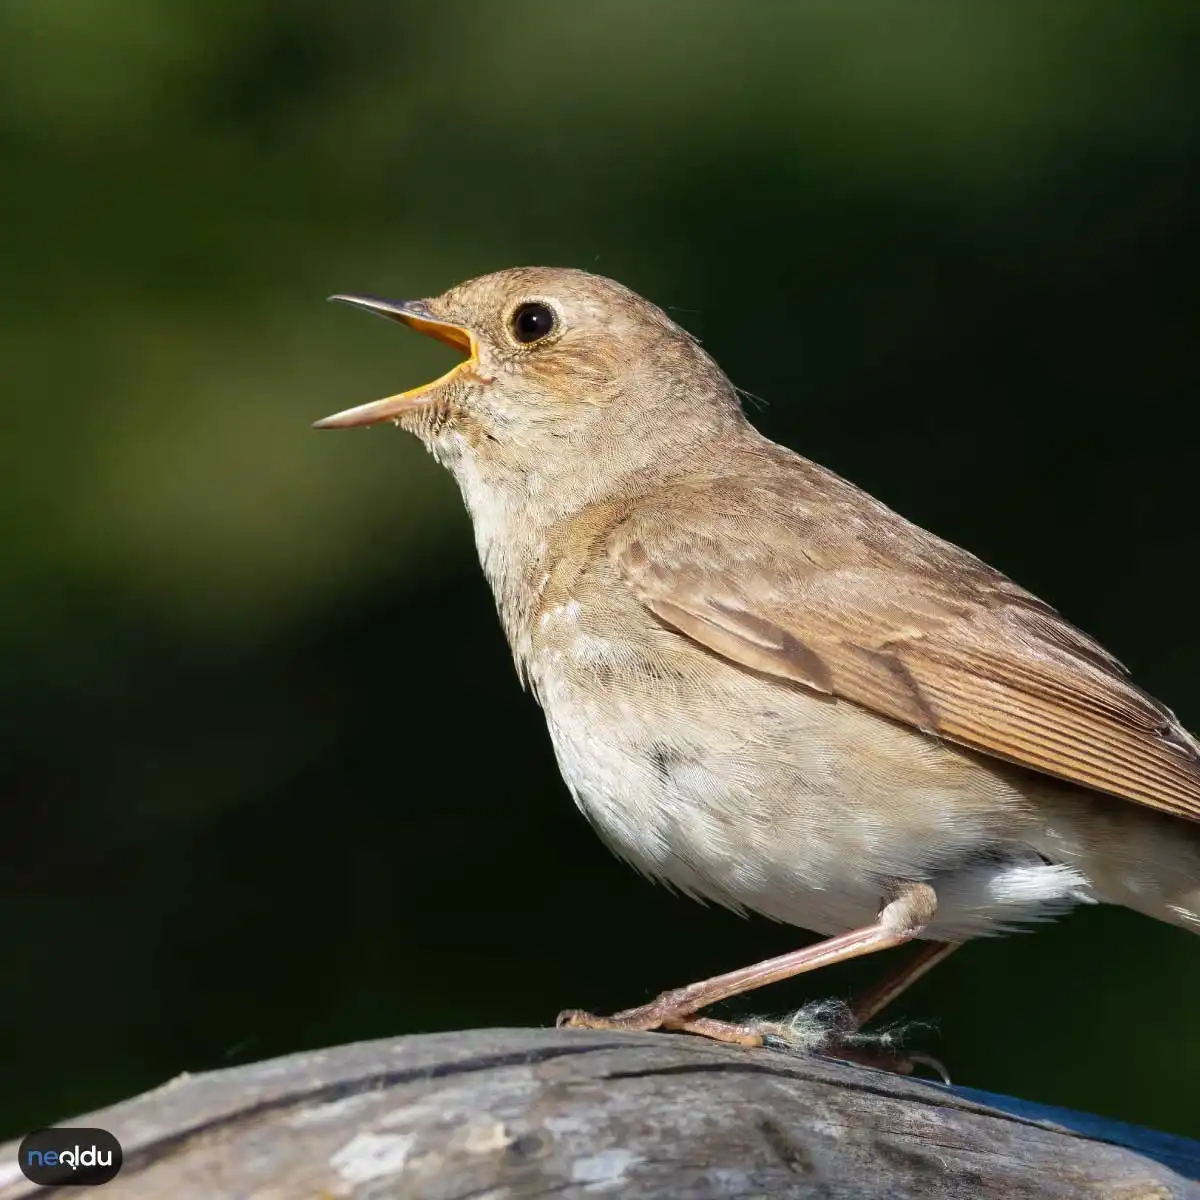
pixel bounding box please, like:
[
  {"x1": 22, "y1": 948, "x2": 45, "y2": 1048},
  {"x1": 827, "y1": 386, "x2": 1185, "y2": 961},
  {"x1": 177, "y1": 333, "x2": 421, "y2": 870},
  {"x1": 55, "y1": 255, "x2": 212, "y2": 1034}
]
[{"x1": 316, "y1": 267, "x2": 1200, "y2": 1049}]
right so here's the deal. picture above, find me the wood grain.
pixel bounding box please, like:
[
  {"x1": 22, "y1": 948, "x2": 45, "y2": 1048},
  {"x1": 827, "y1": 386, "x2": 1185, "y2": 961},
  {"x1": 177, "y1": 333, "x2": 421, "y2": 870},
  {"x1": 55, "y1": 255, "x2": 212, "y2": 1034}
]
[{"x1": 1, "y1": 1028, "x2": 1196, "y2": 1198}]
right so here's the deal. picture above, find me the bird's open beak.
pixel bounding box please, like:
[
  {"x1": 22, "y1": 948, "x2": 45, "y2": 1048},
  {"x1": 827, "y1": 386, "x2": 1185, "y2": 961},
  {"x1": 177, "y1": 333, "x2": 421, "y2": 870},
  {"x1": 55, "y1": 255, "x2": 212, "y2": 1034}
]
[{"x1": 313, "y1": 294, "x2": 479, "y2": 429}]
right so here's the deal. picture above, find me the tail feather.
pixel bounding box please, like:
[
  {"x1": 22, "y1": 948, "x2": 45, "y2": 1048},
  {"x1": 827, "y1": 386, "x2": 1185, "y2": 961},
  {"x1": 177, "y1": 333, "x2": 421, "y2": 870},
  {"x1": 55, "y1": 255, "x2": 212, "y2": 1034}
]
[{"x1": 1032, "y1": 785, "x2": 1200, "y2": 934}]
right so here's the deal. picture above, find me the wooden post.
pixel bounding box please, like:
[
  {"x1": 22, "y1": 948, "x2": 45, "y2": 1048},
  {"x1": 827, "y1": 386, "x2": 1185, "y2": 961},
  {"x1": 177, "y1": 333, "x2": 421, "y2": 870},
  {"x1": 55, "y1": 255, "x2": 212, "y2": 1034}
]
[{"x1": 1, "y1": 1028, "x2": 1197, "y2": 1198}]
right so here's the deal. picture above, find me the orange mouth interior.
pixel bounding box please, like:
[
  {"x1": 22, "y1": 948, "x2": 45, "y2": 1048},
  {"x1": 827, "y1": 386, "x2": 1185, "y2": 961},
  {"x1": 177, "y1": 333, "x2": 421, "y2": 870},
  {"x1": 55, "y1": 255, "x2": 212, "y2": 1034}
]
[{"x1": 314, "y1": 312, "x2": 478, "y2": 429}]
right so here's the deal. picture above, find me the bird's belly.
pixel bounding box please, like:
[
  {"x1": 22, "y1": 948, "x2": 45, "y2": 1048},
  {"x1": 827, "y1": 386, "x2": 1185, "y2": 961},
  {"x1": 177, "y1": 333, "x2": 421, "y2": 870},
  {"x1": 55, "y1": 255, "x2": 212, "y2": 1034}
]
[
  {"x1": 533, "y1": 642, "x2": 1088, "y2": 939},
  {"x1": 544, "y1": 710, "x2": 888, "y2": 934}
]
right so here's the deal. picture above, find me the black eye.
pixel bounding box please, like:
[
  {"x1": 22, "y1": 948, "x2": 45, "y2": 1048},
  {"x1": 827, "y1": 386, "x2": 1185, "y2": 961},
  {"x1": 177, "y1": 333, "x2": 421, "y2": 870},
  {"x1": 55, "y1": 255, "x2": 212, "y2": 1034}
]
[{"x1": 510, "y1": 301, "x2": 556, "y2": 344}]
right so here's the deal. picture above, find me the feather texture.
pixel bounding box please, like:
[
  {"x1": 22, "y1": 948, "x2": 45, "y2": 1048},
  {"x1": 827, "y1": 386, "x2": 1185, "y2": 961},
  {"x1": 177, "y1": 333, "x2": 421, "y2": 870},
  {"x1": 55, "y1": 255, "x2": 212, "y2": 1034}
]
[{"x1": 612, "y1": 447, "x2": 1200, "y2": 823}]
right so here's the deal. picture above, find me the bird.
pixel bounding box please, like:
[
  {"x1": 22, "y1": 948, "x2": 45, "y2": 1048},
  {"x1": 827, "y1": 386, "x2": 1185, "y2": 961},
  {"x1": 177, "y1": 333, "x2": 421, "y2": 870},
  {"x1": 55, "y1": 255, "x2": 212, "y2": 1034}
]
[{"x1": 315, "y1": 266, "x2": 1200, "y2": 1050}]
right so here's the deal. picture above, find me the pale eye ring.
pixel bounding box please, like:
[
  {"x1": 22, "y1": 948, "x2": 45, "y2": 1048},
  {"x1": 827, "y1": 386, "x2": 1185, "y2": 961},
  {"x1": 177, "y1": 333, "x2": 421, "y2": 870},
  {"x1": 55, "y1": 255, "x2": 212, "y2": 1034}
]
[{"x1": 510, "y1": 301, "x2": 556, "y2": 344}]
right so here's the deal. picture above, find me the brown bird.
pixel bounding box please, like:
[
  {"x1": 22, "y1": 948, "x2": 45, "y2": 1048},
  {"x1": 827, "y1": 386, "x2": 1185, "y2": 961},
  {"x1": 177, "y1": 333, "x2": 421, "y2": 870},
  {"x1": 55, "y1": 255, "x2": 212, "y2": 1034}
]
[{"x1": 316, "y1": 267, "x2": 1200, "y2": 1050}]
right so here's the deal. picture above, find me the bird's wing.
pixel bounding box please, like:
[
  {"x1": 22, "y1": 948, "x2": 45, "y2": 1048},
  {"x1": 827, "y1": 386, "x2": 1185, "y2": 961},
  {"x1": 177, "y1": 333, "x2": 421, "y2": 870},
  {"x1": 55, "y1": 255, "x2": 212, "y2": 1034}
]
[{"x1": 610, "y1": 467, "x2": 1200, "y2": 822}]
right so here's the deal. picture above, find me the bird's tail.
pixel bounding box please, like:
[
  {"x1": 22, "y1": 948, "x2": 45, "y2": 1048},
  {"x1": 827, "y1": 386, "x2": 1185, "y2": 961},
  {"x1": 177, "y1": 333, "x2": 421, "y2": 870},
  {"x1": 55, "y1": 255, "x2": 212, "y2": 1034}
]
[{"x1": 1030, "y1": 786, "x2": 1200, "y2": 933}]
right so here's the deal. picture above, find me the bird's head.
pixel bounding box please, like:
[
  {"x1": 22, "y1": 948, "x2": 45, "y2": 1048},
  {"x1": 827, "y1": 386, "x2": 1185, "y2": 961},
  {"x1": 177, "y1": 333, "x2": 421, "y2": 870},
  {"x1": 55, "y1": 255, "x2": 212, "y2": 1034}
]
[{"x1": 316, "y1": 266, "x2": 744, "y2": 503}]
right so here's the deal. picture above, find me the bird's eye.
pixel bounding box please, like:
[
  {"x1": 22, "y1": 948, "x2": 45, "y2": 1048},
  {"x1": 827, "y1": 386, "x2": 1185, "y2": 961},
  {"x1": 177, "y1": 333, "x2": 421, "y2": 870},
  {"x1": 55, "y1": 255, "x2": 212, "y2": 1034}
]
[{"x1": 510, "y1": 301, "x2": 556, "y2": 344}]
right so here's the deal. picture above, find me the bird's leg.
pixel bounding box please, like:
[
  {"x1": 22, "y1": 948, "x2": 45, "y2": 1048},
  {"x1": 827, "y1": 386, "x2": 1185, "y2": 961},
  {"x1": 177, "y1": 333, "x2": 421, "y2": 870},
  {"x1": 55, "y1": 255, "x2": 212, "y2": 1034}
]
[
  {"x1": 725, "y1": 940, "x2": 960, "y2": 1069},
  {"x1": 804, "y1": 939, "x2": 959, "y2": 1078},
  {"x1": 848, "y1": 939, "x2": 959, "y2": 1028},
  {"x1": 557, "y1": 882, "x2": 938, "y2": 1047}
]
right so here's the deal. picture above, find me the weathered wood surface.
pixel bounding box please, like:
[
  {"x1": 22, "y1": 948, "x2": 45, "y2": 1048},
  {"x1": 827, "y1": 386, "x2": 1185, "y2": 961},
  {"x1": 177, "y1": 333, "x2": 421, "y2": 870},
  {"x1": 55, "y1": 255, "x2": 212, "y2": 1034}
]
[{"x1": 1, "y1": 1028, "x2": 1197, "y2": 1199}]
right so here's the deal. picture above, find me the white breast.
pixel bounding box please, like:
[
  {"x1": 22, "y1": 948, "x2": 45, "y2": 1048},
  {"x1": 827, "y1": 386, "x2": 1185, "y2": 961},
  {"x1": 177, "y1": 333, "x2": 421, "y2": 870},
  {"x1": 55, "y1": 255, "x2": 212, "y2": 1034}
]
[{"x1": 530, "y1": 605, "x2": 1095, "y2": 942}]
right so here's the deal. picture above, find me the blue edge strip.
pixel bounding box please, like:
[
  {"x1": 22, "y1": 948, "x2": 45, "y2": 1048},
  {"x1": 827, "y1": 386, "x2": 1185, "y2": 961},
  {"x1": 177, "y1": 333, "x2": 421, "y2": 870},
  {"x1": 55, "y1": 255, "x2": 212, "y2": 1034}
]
[{"x1": 942, "y1": 1082, "x2": 1200, "y2": 1181}]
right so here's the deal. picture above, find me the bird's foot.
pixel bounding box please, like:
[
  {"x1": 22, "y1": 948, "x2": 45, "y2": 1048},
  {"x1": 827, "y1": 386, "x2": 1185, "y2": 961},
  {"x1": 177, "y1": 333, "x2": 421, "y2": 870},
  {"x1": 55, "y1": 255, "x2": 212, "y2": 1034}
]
[
  {"x1": 555, "y1": 985, "x2": 696, "y2": 1035},
  {"x1": 822, "y1": 1044, "x2": 949, "y2": 1082},
  {"x1": 747, "y1": 1002, "x2": 949, "y2": 1081},
  {"x1": 555, "y1": 1001, "x2": 946, "y2": 1073},
  {"x1": 556, "y1": 999, "x2": 764, "y2": 1047}
]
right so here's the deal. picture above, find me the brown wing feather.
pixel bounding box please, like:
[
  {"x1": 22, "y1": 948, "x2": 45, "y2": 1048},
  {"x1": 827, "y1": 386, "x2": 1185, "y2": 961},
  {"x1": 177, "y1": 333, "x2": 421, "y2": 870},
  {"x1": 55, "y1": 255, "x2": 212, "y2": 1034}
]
[{"x1": 611, "y1": 463, "x2": 1200, "y2": 822}]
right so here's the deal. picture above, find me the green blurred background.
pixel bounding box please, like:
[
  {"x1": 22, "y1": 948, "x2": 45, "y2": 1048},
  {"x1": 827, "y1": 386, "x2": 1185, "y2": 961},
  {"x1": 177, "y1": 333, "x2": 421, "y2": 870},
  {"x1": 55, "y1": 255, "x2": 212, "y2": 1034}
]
[{"x1": 3, "y1": 0, "x2": 1199, "y2": 1142}]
